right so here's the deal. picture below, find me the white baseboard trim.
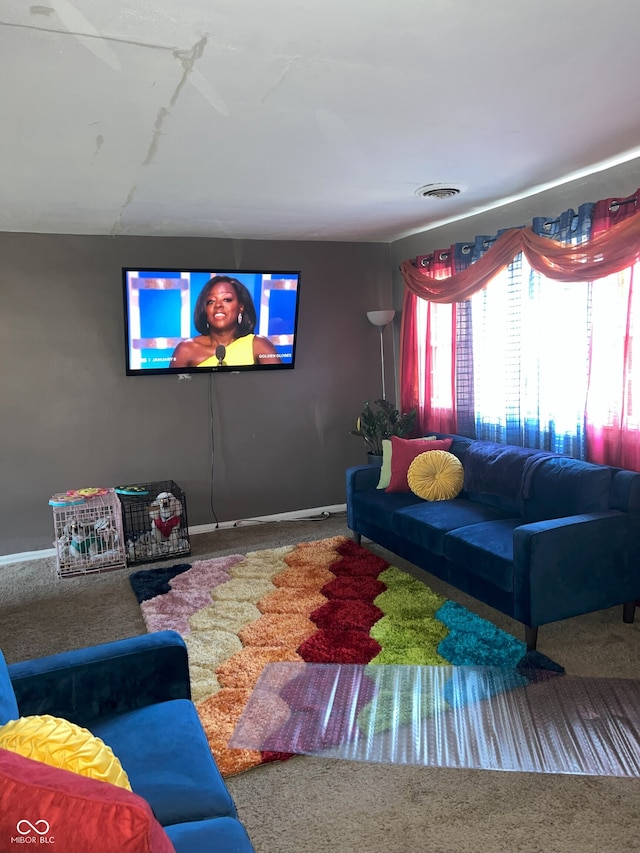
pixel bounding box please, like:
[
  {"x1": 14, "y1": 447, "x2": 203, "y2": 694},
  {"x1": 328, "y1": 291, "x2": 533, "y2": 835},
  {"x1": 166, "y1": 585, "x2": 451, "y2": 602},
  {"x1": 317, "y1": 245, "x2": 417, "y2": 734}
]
[
  {"x1": 0, "y1": 504, "x2": 347, "y2": 566},
  {"x1": 0, "y1": 547, "x2": 57, "y2": 566},
  {"x1": 190, "y1": 503, "x2": 347, "y2": 535}
]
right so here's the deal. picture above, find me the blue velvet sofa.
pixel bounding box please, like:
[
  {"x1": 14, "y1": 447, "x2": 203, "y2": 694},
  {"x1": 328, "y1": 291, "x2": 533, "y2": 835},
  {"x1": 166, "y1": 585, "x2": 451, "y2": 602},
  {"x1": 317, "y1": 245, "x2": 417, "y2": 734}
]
[
  {"x1": 0, "y1": 630, "x2": 254, "y2": 853},
  {"x1": 347, "y1": 434, "x2": 640, "y2": 649}
]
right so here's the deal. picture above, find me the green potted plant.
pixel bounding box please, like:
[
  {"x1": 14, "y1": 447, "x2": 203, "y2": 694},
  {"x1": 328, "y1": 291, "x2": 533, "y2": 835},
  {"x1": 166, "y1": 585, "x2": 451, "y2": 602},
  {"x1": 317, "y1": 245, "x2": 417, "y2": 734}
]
[{"x1": 351, "y1": 399, "x2": 417, "y2": 461}]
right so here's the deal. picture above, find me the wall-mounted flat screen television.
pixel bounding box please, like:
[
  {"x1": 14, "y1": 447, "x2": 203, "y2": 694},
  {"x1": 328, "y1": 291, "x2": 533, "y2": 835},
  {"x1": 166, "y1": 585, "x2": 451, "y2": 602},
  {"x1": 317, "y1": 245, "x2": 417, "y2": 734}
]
[{"x1": 123, "y1": 268, "x2": 301, "y2": 376}]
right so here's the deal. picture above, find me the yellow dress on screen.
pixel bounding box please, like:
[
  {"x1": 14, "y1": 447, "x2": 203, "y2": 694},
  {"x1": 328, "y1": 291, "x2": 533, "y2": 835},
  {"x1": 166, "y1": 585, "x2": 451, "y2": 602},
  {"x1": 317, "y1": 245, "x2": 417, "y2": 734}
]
[{"x1": 197, "y1": 334, "x2": 255, "y2": 367}]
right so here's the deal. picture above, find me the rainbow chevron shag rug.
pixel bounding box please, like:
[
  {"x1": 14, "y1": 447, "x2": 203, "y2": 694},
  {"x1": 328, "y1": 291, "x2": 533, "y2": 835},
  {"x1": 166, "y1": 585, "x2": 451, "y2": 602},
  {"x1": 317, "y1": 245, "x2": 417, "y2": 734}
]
[{"x1": 129, "y1": 536, "x2": 561, "y2": 777}]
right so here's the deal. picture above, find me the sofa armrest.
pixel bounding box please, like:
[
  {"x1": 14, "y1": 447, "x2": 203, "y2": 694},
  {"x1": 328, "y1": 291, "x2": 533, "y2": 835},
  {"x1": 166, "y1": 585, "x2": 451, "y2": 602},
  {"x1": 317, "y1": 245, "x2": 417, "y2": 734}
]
[
  {"x1": 8, "y1": 630, "x2": 191, "y2": 728},
  {"x1": 346, "y1": 464, "x2": 382, "y2": 530},
  {"x1": 347, "y1": 465, "x2": 381, "y2": 493},
  {"x1": 513, "y1": 511, "x2": 640, "y2": 627}
]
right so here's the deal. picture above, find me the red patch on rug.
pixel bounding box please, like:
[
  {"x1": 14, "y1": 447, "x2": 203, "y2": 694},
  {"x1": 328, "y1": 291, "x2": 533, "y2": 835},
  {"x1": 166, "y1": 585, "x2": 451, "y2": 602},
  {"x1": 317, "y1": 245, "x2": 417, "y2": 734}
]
[
  {"x1": 321, "y1": 575, "x2": 387, "y2": 601},
  {"x1": 298, "y1": 628, "x2": 382, "y2": 663},
  {"x1": 262, "y1": 669, "x2": 378, "y2": 751},
  {"x1": 279, "y1": 666, "x2": 378, "y2": 711},
  {"x1": 328, "y1": 555, "x2": 389, "y2": 577},
  {"x1": 310, "y1": 599, "x2": 384, "y2": 631},
  {"x1": 335, "y1": 539, "x2": 378, "y2": 559},
  {"x1": 260, "y1": 749, "x2": 295, "y2": 765}
]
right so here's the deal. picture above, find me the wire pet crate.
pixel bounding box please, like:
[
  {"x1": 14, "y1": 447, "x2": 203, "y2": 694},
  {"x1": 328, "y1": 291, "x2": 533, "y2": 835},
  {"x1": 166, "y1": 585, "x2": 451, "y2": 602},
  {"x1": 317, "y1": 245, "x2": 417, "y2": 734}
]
[
  {"x1": 117, "y1": 480, "x2": 191, "y2": 566},
  {"x1": 51, "y1": 488, "x2": 127, "y2": 578}
]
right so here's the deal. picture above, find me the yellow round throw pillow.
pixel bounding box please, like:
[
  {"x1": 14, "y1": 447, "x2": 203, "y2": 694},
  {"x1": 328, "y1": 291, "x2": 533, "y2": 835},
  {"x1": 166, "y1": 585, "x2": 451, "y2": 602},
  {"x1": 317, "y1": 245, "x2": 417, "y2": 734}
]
[
  {"x1": 0, "y1": 715, "x2": 131, "y2": 790},
  {"x1": 407, "y1": 450, "x2": 464, "y2": 501}
]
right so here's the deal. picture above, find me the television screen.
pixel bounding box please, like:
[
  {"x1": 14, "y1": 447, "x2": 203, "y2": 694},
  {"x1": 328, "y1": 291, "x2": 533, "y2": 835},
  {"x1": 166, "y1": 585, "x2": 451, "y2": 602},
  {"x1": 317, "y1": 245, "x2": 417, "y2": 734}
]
[{"x1": 123, "y1": 268, "x2": 301, "y2": 376}]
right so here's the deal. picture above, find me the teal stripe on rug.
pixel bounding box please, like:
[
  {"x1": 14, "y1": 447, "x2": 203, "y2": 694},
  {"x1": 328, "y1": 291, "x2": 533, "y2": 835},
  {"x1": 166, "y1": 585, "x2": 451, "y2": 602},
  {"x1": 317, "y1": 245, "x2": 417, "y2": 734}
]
[{"x1": 435, "y1": 600, "x2": 526, "y2": 668}]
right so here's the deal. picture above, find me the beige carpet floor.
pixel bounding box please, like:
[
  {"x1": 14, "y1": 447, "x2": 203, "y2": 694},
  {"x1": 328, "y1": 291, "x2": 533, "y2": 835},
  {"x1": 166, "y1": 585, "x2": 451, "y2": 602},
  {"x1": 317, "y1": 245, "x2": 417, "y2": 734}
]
[{"x1": 1, "y1": 513, "x2": 640, "y2": 853}]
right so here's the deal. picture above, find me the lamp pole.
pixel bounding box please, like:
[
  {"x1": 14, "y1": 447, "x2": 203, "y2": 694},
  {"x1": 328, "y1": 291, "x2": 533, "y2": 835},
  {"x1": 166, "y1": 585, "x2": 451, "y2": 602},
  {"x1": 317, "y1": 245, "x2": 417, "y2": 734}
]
[
  {"x1": 378, "y1": 325, "x2": 387, "y2": 400},
  {"x1": 366, "y1": 310, "x2": 396, "y2": 400}
]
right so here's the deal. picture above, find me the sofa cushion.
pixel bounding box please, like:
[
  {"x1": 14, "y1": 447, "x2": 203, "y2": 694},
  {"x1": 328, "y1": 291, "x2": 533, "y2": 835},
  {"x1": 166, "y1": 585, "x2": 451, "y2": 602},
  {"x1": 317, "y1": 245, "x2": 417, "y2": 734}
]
[
  {"x1": 523, "y1": 457, "x2": 612, "y2": 522},
  {"x1": 430, "y1": 434, "x2": 475, "y2": 462},
  {"x1": 91, "y1": 698, "x2": 236, "y2": 827},
  {"x1": 463, "y1": 490, "x2": 525, "y2": 517},
  {"x1": 386, "y1": 436, "x2": 453, "y2": 492},
  {"x1": 610, "y1": 469, "x2": 640, "y2": 511},
  {"x1": 351, "y1": 489, "x2": 424, "y2": 531},
  {"x1": 0, "y1": 651, "x2": 19, "y2": 726},
  {"x1": 0, "y1": 714, "x2": 131, "y2": 790},
  {"x1": 462, "y1": 441, "x2": 555, "y2": 499},
  {"x1": 392, "y1": 499, "x2": 517, "y2": 557},
  {"x1": 0, "y1": 748, "x2": 175, "y2": 853},
  {"x1": 165, "y1": 817, "x2": 255, "y2": 853},
  {"x1": 443, "y1": 519, "x2": 523, "y2": 592}
]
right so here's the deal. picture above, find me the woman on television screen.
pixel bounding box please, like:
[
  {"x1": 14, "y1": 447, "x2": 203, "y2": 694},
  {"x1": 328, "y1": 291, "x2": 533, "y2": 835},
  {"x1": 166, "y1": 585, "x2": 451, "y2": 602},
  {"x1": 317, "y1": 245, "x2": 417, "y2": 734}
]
[{"x1": 171, "y1": 276, "x2": 282, "y2": 368}]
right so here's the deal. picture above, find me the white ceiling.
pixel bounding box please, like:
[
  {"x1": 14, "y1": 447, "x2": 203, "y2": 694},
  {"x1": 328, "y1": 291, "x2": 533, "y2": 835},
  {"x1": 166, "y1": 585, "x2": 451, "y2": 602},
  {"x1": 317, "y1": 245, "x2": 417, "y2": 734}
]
[{"x1": 3, "y1": 0, "x2": 640, "y2": 243}]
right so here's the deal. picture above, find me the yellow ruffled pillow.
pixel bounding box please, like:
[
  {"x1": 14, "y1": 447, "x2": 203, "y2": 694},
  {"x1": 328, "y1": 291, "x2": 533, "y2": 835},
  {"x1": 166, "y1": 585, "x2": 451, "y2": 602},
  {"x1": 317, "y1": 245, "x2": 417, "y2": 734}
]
[
  {"x1": 407, "y1": 450, "x2": 464, "y2": 501},
  {"x1": 0, "y1": 715, "x2": 131, "y2": 790}
]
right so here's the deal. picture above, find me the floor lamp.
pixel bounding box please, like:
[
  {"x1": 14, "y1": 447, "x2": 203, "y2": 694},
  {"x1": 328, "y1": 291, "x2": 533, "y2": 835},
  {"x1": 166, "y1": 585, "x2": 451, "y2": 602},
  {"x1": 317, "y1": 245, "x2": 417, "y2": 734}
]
[{"x1": 367, "y1": 310, "x2": 396, "y2": 400}]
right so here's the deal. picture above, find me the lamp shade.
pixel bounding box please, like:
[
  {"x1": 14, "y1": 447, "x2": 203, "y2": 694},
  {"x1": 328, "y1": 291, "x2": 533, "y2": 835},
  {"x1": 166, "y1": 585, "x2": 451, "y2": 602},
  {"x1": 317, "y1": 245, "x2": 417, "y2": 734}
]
[{"x1": 367, "y1": 310, "x2": 395, "y2": 327}]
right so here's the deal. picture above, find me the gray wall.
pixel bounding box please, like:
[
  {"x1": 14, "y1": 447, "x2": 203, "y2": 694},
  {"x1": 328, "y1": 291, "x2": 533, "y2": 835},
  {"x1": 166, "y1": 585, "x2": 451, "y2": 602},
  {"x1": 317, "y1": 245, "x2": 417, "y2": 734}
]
[{"x1": 0, "y1": 233, "x2": 392, "y2": 555}]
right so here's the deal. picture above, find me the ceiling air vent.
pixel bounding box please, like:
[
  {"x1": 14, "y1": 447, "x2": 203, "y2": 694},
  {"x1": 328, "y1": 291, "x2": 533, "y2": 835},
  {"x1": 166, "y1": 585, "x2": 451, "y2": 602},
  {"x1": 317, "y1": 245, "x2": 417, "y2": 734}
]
[{"x1": 415, "y1": 184, "x2": 462, "y2": 200}]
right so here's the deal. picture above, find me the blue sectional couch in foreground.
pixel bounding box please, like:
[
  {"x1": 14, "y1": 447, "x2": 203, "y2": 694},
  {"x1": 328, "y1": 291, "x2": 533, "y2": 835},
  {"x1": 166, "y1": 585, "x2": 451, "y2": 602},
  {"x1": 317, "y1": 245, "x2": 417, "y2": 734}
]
[
  {"x1": 0, "y1": 631, "x2": 254, "y2": 853},
  {"x1": 347, "y1": 434, "x2": 640, "y2": 649}
]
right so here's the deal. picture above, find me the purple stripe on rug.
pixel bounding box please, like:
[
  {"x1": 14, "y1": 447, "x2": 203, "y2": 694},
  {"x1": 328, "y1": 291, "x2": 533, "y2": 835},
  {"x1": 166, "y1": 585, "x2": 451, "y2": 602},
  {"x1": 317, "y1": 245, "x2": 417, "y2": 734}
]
[{"x1": 140, "y1": 555, "x2": 245, "y2": 635}]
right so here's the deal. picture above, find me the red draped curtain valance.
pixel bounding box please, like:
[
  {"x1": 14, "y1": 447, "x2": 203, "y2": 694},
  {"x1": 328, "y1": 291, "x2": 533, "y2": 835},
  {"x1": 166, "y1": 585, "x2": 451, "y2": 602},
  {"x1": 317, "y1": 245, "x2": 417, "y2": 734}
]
[{"x1": 400, "y1": 209, "x2": 640, "y2": 302}]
